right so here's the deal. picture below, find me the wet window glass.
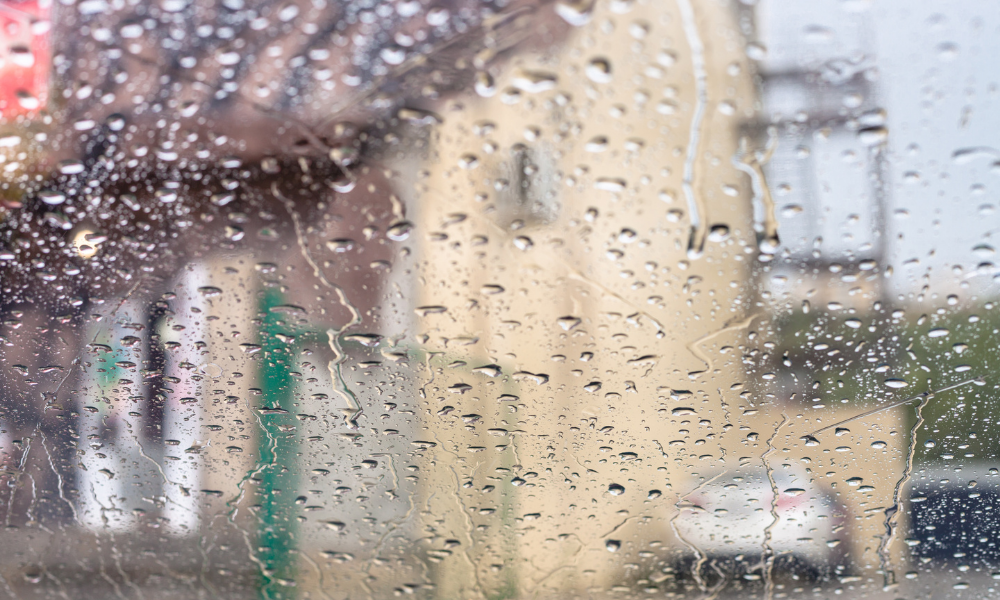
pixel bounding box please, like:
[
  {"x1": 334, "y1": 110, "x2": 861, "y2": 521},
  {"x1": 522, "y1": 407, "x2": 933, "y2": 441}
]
[{"x1": 1, "y1": 0, "x2": 999, "y2": 598}]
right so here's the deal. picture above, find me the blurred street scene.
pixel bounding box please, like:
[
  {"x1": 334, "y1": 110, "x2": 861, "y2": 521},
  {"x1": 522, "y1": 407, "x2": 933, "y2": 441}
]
[{"x1": 1, "y1": 0, "x2": 1000, "y2": 599}]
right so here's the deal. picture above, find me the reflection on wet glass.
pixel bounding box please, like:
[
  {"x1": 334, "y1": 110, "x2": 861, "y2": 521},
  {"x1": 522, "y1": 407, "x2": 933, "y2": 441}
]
[{"x1": 1, "y1": 0, "x2": 999, "y2": 598}]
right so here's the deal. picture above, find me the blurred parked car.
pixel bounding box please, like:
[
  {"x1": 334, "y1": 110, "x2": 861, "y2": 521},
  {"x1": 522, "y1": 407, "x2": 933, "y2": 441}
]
[{"x1": 673, "y1": 465, "x2": 848, "y2": 582}]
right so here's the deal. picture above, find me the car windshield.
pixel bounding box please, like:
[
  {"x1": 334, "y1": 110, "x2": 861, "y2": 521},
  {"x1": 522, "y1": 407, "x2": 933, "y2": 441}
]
[{"x1": 1, "y1": 0, "x2": 999, "y2": 598}]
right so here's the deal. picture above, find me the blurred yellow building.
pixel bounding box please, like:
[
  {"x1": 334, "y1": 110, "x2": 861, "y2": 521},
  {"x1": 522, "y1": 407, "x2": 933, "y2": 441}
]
[
  {"x1": 392, "y1": 1, "x2": 911, "y2": 597},
  {"x1": 403, "y1": 0, "x2": 764, "y2": 596}
]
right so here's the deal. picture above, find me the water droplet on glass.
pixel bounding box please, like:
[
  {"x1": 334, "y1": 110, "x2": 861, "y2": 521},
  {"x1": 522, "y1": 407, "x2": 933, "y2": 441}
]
[
  {"x1": 857, "y1": 127, "x2": 888, "y2": 147},
  {"x1": 746, "y1": 42, "x2": 767, "y2": 60},
  {"x1": 397, "y1": 108, "x2": 442, "y2": 126},
  {"x1": 59, "y1": 160, "x2": 85, "y2": 175},
  {"x1": 512, "y1": 70, "x2": 558, "y2": 94},
  {"x1": 225, "y1": 226, "x2": 244, "y2": 241},
  {"x1": 585, "y1": 136, "x2": 609, "y2": 152},
  {"x1": 156, "y1": 188, "x2": 178, "y2": 203},
  {"x1": 707, "y1": 224, "x2": 730, "y2": 242},
  {"x1": 557, "y1": 316, "x2": 582, "y2": 331},
  {"x1": 555, "y1": 0, "x2": 596, "y2": 26},
  {"x1": 474, "y1": 72, "x2": 496, "y2": 98},
  {"x1": 380, "y1": 46, "x2": 406, "y2": 65},
  {"x1": 458, "y1": 154, "x2": 479, "y2": 169},
  {"x1": 326, "y1": 239, "x2": 356, "y2": 253},
  {"x1": 585, "y1": 58, "x2": 612, "y2": 83},
  {"x1": 38, "y1": 190, "x2": 66, "y2": 206},
  {"x1": 387, "y1": 221, "x2": 414, "y2": 241},
  {"x1": 594, "y1": 178, "x2": 626, "y2": 193}
]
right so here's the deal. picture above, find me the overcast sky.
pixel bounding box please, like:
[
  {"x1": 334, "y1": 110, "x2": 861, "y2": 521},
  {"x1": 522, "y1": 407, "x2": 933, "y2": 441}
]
[{"x1": 757, "y1": 0, "x2": 1000, "y2": 300}]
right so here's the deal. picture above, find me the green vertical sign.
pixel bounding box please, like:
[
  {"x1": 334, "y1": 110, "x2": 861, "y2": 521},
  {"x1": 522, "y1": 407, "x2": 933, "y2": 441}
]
[{"x1": 256, "y1": 288, "x2": 300, "y2": 599}]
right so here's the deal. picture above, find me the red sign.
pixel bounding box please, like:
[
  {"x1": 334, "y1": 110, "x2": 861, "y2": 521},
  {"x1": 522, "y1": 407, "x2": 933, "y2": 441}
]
[{"x1": 0, "y1": 0, "x2": 49, "y2": 118}]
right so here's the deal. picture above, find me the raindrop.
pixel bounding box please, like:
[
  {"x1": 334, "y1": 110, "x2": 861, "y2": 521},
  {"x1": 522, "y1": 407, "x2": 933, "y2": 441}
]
[
  {"x1": 17, "y1": 91, "x2": 40, "y2": 111},
  {"x1": 707, "y1": 224, "x2": 730, "y2": 242},
  {"x1": 225, "y1": 226, "x2": 245, "y2": 241},
  {"x1": 937, "y1": 42, "x2": 958, "y2": 61},
  {"x1": 608, "y1": 483, "x2": 625, "y2": 495},
  {"x1": 656, "y1": 100, "x2": 678, "y2": 115},
  {"x1": 59, "y1": 160, "x2": 85, "y2": 175},
  {"x1": 557, "y1": 316, "x2": 582, "y2": 331},
  {"x1": 781, "y1": 204, "x2": 803, "y2": 217},
  {"x1": 387, "y1": 221, "x2": 414, "y2": 241},
  {"x1": 458, "y1": 154, "x2": 479, "y2": 169},
  {"x1": 397, "y1": 108, "x2": 442, "y2": 125},
  {"x1": 474, "y1": 72, "x2": 496, "y2": 98},
  {"x1": 426, "y1": 7, "x2": 449, "y2": 26},
  {"x1": 323, "y1": 521, "x2": 346, "y2": 532},
  {"x1": 38, "y1": 190, "x2": 66, "y2": 206},
  {"x1": 211, "y1": 193, "x2": 235, "y2": 207},
  {"x1": 156, "y1": 188, "x2": 178, "y2": 203},
  {"x1": 585, "y1": 136, "x2": 609, "y2": 153},
  {"x1": 858, "y1": 127, "x2": 888, "y2": 147},
  {"x1": 745, "y1": 42, "x2": 767, "y2": 60},
  {"x1": 555, "y1": 0, "x2": 596, "y2": 26},
  {"x1": 380, "y1": 46, "x2": 406, "y2": 65},
  {"x1": 512, "y1": 70, "x2": 558, "y2": 94},
  {"x1": 594, "y1": 178, "x2": 626, "y2": 192},
  {"x1": 9, "y1": 46, "x2": 34, "y2": 68},
  {"x1": 326, "y1": 239, "x2": 356, "y2": 253},
  {"x1": 585, "y1": 58, "x2": 612, "y2": 83}
]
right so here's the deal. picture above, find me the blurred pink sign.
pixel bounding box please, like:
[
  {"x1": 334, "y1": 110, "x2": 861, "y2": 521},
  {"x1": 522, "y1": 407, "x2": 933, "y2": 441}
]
[{"x1": 0, "y1": 0, "x2": 49, "y2": 118}]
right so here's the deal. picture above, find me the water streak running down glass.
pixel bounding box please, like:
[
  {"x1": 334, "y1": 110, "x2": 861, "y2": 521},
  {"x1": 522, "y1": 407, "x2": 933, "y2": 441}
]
[{"x1": 0, "y1": 0, "x2": 999, "y2": 598}]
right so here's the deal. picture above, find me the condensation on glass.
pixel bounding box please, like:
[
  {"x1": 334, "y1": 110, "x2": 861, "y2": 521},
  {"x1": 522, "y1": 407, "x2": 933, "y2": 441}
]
[{"x1": 0, "y1": 0, "x2": 998, "y2": 598}]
